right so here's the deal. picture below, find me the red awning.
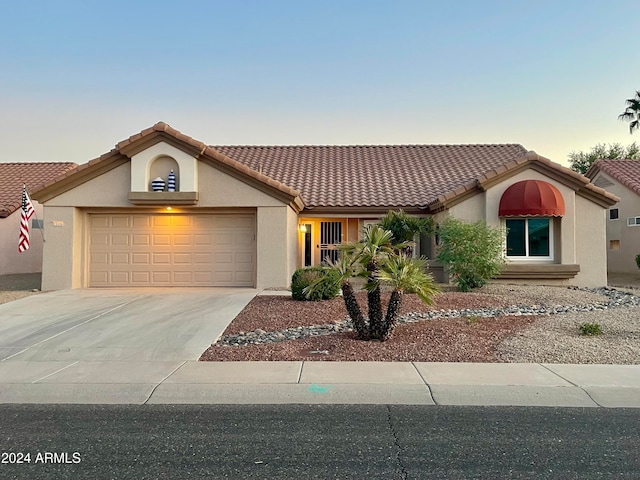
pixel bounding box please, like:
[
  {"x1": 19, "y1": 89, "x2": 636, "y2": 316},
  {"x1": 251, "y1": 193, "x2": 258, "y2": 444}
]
[{"x1": 499, "y1": 180, "x2": 565, "y2": 217}]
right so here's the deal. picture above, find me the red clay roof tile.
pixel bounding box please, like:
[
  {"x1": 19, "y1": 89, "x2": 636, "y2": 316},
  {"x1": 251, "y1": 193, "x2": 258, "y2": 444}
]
[
  {"x1": 213, "y1": 144, "x2": 530, "y2": 208},
  {"x1": 588, "y1": 160, "x2": 640, "y2": 196},
  {"x1": 0, "y1": 163, "x2": 77, "y2": 217}
]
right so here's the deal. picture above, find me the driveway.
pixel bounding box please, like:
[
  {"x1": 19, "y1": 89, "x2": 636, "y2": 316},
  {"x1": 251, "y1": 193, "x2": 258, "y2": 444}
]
[{"x1": 0, "y1": 288, "x2": 259, "y2": 362}]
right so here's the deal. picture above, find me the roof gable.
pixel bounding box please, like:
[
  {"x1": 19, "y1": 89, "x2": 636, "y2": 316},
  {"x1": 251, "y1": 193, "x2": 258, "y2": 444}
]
[
  {"x1": 0, "y1": 162, "x2": 76, "y2": 217},
  {"x1": 586, "y1": 160, "x2": 640, "y2": 197},
  {"x1": 28, "y1": 122, "x2": 618, "y2": 212},
  {"x1": 31, "y1": 122, "x2": 304, "y2": 211}
]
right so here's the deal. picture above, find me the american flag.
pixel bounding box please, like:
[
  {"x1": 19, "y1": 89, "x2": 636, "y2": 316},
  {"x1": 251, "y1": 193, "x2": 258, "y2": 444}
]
[{"x1": 18, "y1": 185, "x2": 35, "y2": 253}]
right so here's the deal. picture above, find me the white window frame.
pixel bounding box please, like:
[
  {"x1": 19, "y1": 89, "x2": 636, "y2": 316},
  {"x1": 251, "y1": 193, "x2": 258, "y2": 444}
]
[
  {"x1": 504, "y1": 217, "x2": 554, "y2": 262},
  {"x1": 627, "y1": 216, "x2": 640, "y2": 227}
]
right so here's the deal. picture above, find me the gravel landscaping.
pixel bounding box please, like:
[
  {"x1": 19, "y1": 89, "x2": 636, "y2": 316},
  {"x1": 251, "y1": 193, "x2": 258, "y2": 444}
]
[
  {"x1": 200, "y1": 284, "x2": 640, "y2": 364},
  {"x1": 0, "y1": 273, "x2": 41, "y2": 305}
]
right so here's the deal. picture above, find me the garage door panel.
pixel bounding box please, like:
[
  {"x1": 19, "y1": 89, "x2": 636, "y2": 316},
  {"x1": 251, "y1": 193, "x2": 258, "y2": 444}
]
[
  {"x1": 174, "y1": 234, "x2": 192, "y2": 246},
  {"x1": 132, "y1": 234, "x2": 151, "y2": 246},
  {"x1": 111, "y1": 216, "x2": 131, "y2": 228},
  {"x1": 173, "y1": 253, "x2": 192, "y2": 264},
  {"x1": 111, "y1": 253, "x2": 130, "y2": 264},
  {"x1": 152, "y1": 234, "x2": 171, "y2": 246},
  {"x1": 131, "y1": 272, "x2": 151, "y2": 284},
  {"x1": 153, "y1": 253, "x2": 172, "y2": 264},
  {"x1": 194, "y1": 234, "x2": 212, "y2": 246},
  {"x1": 111, "y1": 271, "x2": 130, "y2": 284},
  {"x1": 133, "y1": 216, "x2": 151, "y2": 227},
  {"x1": 89, "y1": 213, "x2": 256, "y2": 287}
]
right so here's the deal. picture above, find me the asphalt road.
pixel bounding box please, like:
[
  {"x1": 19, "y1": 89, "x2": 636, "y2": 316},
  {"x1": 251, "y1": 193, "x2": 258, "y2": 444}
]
[{"x1": 0, "y1": 405, "x2": 638, "y2": 479}]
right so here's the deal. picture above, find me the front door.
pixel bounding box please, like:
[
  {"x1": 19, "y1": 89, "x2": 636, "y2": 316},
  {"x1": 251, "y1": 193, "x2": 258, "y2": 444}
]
[{"x1": 319, "y1": 221, "x2": 343, "y2": 264}]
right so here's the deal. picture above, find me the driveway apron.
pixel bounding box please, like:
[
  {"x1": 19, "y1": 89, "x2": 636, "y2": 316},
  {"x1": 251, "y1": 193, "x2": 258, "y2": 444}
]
[{"x1": 0, "y1": 288, "x2": 258, "y2": 362}]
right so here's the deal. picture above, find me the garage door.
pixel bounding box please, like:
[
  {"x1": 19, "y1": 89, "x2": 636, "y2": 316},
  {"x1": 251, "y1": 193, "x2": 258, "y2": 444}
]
[{"x1": 89, "y1": 213, "x2": 255, "y2": 287}]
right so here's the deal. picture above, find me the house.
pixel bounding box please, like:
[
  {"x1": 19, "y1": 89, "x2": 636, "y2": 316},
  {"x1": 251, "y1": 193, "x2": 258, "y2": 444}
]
[
  {"x1": 586, "y1": 160, "x2": 640, "y2": 274},
  {"x1": 31, "y1": 122, "x2": 618, "y2": 291},
  {"x1": 0, "y1": 162, "x2": 77, "y2": 275}
]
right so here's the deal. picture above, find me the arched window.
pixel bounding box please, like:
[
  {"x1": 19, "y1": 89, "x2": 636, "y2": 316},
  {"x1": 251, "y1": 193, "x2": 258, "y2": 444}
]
[{"x1": 499, "y1": 180, "x2": 564, "y2": 261}]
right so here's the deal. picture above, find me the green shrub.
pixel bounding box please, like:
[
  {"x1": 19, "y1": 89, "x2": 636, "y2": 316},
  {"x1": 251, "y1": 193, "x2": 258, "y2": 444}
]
[
  {"x1": 464, "y1": 315, "x2": 480, "y2": 325},
  {"x1": 436, "y1": 217, "x2": 506, "y2": 292},
  {"x1": 580, "y1": 323, "x2": 603, "y2": 336},
  {"x1": 291, "y1": 266, "x2": 340, "y2": 301},
  {"x1": 636, "y1": 254, "x2": 640, "y2": 270}
]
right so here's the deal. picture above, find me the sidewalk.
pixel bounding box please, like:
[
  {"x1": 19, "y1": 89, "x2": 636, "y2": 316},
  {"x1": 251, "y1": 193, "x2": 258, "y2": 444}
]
[{"x1": 0, "y1": 361, "x2": 638, "y2": 407}]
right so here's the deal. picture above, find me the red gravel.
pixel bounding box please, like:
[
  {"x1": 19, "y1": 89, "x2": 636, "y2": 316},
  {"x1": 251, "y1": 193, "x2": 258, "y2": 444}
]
[{"x1": 199, "y1": 291, "x2": 537, "y2": 362}]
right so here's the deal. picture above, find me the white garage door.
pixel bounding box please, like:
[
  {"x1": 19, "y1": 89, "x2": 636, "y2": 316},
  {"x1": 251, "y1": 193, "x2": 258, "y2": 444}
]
[{"x1": 89, "y1": 213, "x2": 255, "y2": 287}]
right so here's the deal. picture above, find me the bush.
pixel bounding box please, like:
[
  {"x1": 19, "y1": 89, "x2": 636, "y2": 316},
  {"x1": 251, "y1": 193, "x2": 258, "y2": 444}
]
[
  {"x1": 291, "y1": 266, "x2": 340, "y2": 301},
  {"x1": 436, "y1": 217, "x2": 506, "y2": 292},
  {"x1": 580, "y1": 323, "x2": 603, "y2": 336},
  {"x1": 636, "y1": 254, "x2": 640, "y2": 270}
]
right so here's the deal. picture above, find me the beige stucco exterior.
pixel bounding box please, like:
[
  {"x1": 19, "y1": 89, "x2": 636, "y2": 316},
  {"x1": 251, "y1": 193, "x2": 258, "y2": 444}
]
[
  {"x1": 33, "y1": 126, "x2": 615, "y2": 291},
  {"x1": 591, "y1": 170, "x2": 640, "y2": 274},
  {"x1": 434, "y1": 169, "x2": 609, "y2": 287},
  {"x1": 0, "y1": 203, "x2": 45, "y2": 275},
  {"x1": 39, "y1": 145, "x2": 297, "y2": 291}
]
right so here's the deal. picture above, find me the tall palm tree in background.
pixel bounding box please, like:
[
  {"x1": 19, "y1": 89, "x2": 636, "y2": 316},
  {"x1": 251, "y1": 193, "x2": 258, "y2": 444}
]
[{"x1": 619, "y1": 90, "x2": 640, "y2": 134}]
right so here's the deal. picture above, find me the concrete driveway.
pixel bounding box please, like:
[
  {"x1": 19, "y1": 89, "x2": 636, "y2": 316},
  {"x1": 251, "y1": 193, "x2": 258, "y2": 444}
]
[{"x1": 0, "y1": 288, "x2": 259, "y2": 362}]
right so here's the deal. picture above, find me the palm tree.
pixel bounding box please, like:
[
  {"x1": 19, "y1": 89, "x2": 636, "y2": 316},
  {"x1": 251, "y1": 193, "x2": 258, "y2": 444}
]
[
  {"x1": 306, "y1": 220, "x2": 439, "y2": 342},
  {"x1": 377, "y1": 255, "x2": 439, "y2": 341},
  {"x1": 619, "y1": 90, "x2": 640, "y2": 134},
  {"x1": 378, "y1": 209, "x2": 434, "y2": 256},
  {"x1": 340, "y1": 225, "x2": 404, "y2": 339},
  {"x1": 307, "y1": 252, "x2": 369, "y2": 339}
]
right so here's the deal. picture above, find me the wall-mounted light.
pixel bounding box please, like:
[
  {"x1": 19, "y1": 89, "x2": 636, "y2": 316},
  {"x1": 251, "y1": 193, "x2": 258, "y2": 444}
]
[
  {"x1": 166, "y1": 207, "x2": 172, "y2": 211},
  {"x1": 299, "y1": 224, "x2": 307, "y2": 233}
]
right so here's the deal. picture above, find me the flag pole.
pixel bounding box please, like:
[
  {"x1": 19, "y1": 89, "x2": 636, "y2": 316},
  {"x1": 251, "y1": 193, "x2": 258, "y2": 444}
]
[{"x1": 24, "y1": 184, "x2": 45, "y2": 243}]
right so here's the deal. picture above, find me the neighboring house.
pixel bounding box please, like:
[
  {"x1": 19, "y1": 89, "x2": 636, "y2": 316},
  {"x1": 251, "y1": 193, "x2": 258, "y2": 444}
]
[
  {"x1": 0, "y1": 162, "x2": 77, "y2": 275},
  {"x1": 586, "y1": 160, "x2": 640, "y2": 274},
  {"x1": 31, "y1": 122, "x2": 618, "y2": 291}
]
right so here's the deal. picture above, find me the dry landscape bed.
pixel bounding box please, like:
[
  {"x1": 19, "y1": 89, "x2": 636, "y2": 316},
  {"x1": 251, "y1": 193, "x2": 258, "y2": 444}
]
[
  {"x1": 200, "y1": 285, "x2": 640, "y2": 364},
  {"x1": 0, "y1": 273, "x2": 41, "y2": 305}
]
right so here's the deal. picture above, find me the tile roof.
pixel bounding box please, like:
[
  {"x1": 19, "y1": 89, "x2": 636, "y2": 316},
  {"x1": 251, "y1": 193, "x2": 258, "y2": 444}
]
[
  {"x1": 213, "y1": 144, "x2": 530, "y2": 208},
  {"x1": 587, "y1": 160, "x2": 640, "y2": 196},
  {"x1": 0, "y1": 162, "x2": 77, "y2": 217},
  {"x1": 29, "y1": 122, "x2": 618, "y2": 211}
]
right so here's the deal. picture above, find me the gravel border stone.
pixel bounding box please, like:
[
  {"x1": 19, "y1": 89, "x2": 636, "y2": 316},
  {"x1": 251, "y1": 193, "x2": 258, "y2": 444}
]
[{"x1": 216, "y1": 287, "x2": 640, "y2": 347}]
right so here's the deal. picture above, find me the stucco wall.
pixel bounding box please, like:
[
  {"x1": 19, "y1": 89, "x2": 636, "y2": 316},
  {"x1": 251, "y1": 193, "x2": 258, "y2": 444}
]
[
  {"x1": 45, "y1": 163, "x2": 132, "y2": 207},
  {"x1": 41, "y1": 206, "x2": 84, "y2": 290},
  {"x1": 438, "y1": 170, "x2": 609, "y2": 287},
  {"x1": 573, "y1": 195, "x2": 608, "y2": 286},
  {"x1": 256, "y1": 206, "x2": 297, "y2": 289},
  {"x1": 0, "y1": 203, "x2": 45, "y2": 275},
  {"x1": 197, "y1": 163, "x2": 285, "y2": 207},
  {"x1": 593, "y1": 171, "x2": 640, "y2": 274}
]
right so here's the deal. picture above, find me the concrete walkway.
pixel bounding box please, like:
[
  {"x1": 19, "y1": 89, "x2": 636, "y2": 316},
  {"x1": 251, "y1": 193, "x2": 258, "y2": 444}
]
[{"x1": 0, "y1": 361, "x2": 637, "y2": 407}]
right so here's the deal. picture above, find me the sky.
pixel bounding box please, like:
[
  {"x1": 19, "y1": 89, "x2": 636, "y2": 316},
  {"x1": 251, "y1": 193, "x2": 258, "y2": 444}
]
[{"x1": 1, "y1": 0, "x2": 639, "y2": 167}]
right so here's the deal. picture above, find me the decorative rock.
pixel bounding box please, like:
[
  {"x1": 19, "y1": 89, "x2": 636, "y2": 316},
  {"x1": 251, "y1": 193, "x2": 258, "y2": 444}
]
[{"x1": 215, "y1": 287, "x2": 640, "y2": 347}]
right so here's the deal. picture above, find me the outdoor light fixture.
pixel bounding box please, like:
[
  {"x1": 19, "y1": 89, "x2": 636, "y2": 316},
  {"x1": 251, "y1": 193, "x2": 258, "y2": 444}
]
[
  {"x1": 299, "y1": 224, "x2": 307, "y2": 233},
  {"x1": 166, "y1": 207, "x2": 172, "y2": 211}
]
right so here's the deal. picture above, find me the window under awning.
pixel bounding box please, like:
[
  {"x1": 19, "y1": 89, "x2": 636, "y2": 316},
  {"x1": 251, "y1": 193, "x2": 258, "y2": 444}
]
[{"x1": 499, "y1": 180, "x2": 565, "y2": 217}]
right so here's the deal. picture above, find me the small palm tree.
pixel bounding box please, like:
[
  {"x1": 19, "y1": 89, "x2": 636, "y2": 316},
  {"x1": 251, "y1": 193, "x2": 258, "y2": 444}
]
[
  {"x1": 307, "y1": 252, "x2": 369, "y2": 339},
  {"x1": 305, "y1": 221, "x2": 439, "y2": 342},
  {"x1": 619, "y1": 90, "x2": 640, "y2": 134},
  {"x1": 376, "y1": 255, "x2": 439, "y2": 340}
]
